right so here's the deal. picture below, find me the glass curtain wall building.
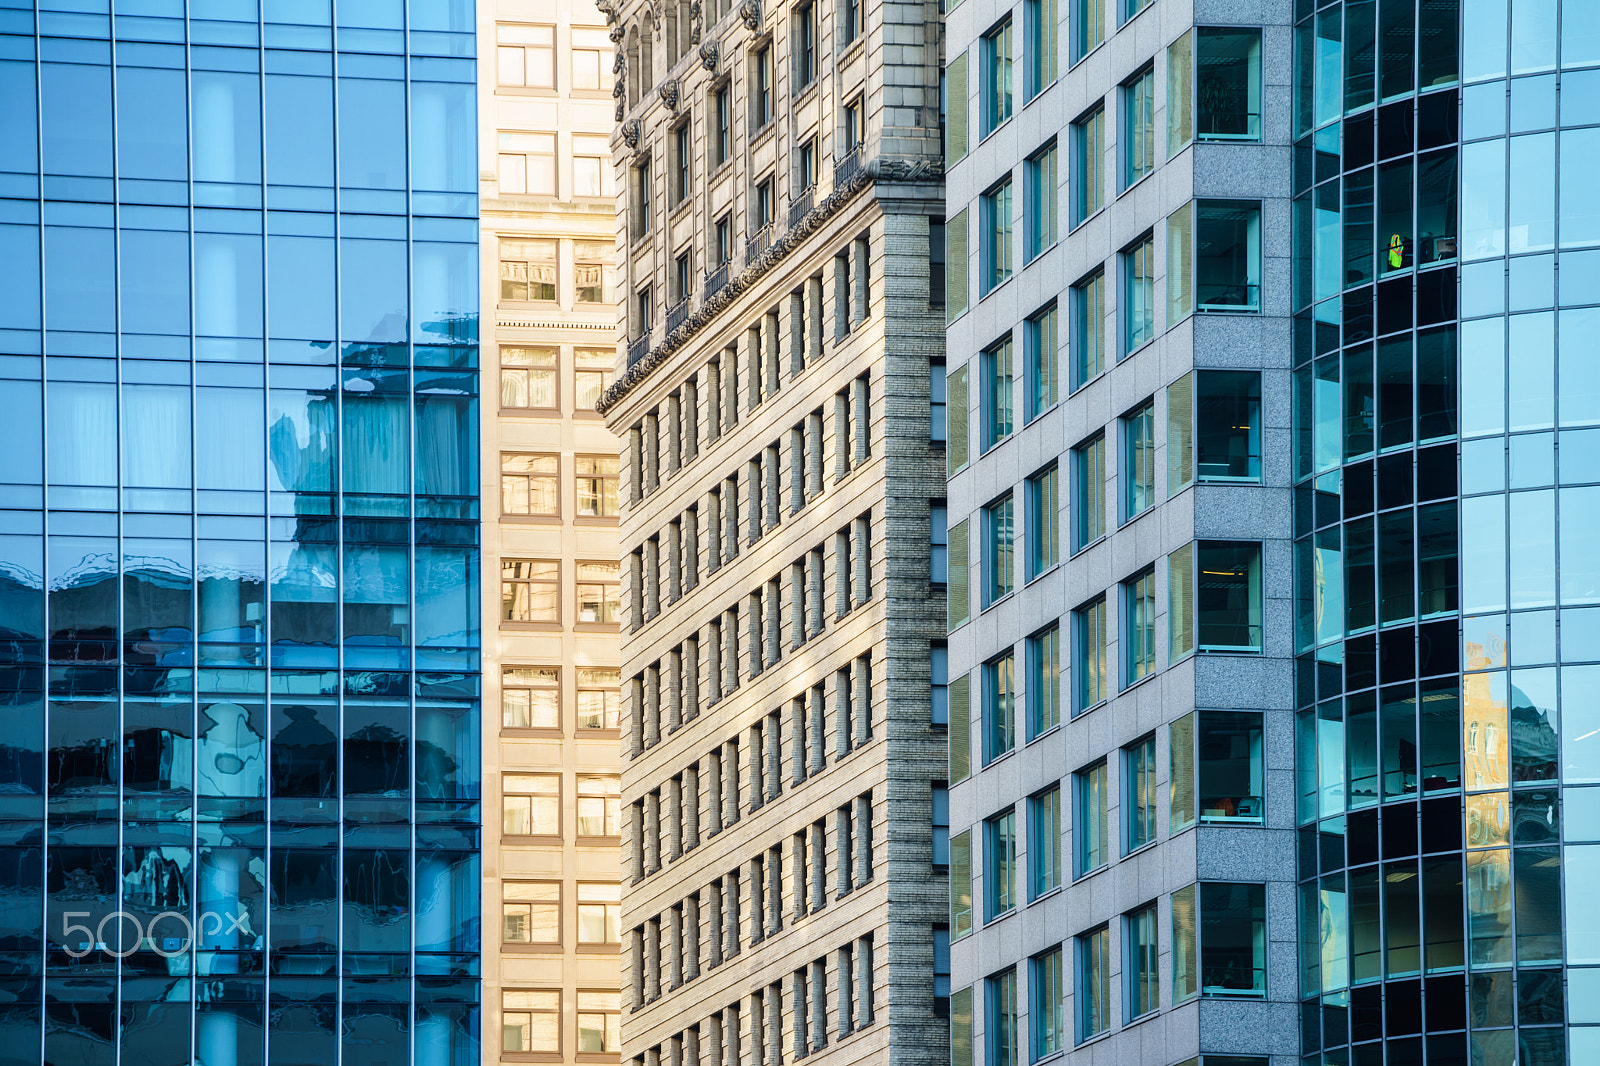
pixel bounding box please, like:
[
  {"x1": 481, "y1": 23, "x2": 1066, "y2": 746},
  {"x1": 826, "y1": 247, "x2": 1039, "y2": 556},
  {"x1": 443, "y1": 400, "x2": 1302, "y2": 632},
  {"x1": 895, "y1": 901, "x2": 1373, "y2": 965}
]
[{"x1": 0, "y1": 1, "x2": 481, "y2": 1062}]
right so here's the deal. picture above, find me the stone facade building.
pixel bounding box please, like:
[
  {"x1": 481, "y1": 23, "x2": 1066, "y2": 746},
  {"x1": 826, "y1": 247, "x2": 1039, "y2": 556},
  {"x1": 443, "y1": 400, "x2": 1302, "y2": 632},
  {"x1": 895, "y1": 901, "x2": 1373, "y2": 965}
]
[{"x1": 596, "y1": 0, "x2": 951, "y2": 1063}]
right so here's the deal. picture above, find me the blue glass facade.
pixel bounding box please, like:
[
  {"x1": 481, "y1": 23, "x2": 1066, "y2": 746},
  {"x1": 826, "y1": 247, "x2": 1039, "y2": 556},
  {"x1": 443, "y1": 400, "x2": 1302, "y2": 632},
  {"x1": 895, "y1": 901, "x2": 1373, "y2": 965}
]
[{"x1": 0, "y1": 1, "x2": 481, "y2": 1062}]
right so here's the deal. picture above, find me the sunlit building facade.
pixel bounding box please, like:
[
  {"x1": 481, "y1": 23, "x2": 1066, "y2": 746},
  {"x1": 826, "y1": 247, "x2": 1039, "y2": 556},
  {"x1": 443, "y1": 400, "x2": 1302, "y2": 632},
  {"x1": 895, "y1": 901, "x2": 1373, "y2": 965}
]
[
  {"x1": 477, "y1": 0, "x2": 625, "y2": 1062},
  {"x1": 0, "y1": 2, "x2": 481, "y2": 1063}
]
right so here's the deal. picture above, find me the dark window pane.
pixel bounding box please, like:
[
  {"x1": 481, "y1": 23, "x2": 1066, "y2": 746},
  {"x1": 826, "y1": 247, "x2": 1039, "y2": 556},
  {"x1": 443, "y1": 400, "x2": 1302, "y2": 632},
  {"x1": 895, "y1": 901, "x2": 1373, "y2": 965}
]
[
  {"x1": 343, "y1": 849, "x2": 410, "y2": 953},
  {"x1": 269, "y1": 850, "x2": 338, "y2": 952},
  {"x1": 270, "y1": 700, "x2": 337, "y2": 798}
]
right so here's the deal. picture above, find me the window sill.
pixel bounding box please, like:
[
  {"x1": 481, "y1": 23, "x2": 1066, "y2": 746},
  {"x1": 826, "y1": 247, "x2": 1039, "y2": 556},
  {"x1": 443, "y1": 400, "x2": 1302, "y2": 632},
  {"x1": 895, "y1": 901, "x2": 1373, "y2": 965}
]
[
  {"x1": 1068, "y1": 365, "x2": 1106, "y2": 396},
  {"x1": 500, "y1": 406, "x2": 563, "y2": 417},
  {"x1": 501, "y1": 621, "x2": 563, "y2": 631},
  {"x1": 503, "y1": 834, "x2": 564, "y2": 846},
  {"x1": 1120, "y1": 670, "x2": 1158, "y2": 697},
  {"x1": 1025, "y1": 561, "x2": 1060, "y2": 586},
  {"x1": 574, "y1": 515, "x2": 620, "y2": 526},
  {"x1": 982, "y1": 745, "x2": 1018, "y2": 771},
  {"x1": 1025, "y1": 721, "x2": 1061, "y2": 746},
  {"x1": 1068, "y1": 206, "x2": 1104, "y2": 235},
  {"x1": 503, "y1": 941, "x2": 564, "y2": 952},
  {"x1": 576, "y1": 728, "x2": 623, "y2": 739},
  {"x1": 1118, "y1": 170, "x2": 1155, "y2": 199},
  {"x1": 577, "y1": 943, "x2": 621, "y2": 953},
  {"x1": 1072, "y1": 697, "x2": 1107, "y2": 720},
  {"x1": 981, "y1": 588, "x2": 1016, "y2": 613},
  {"x1": 1120, "y1": 503, "x2": 1155, "y2": 530},
  {"x1": 1122, "y1": 836, "x2": 1159, "y2": 861},
  {"x1": 979, "y1": 116, "x2": 1013, "y2": 143},
  {"x1": 501, "y1": 728, "x2": 565, "y2": 739},
  {"x1": 1069, "y1": 534, "x2": 1105, "y2": 558},
  {"x1": 501, "y1": 514, "x2": 563, "y2": 524},
  {"x1": 1028, "y1": 884, "x2": 1063, "y2": 907},
  {"x1": 495, "y1": 86, "x2": 559, "y2": 98},
  {"x1": 576, "y1": 835, "x2": 623, "y2": 847},
  {"x1": 982, "y1": 906, "x2": 1016, "y2": 927},
  {"x1": 838, "y1": 34, "x2": 865, "y2": 63}
]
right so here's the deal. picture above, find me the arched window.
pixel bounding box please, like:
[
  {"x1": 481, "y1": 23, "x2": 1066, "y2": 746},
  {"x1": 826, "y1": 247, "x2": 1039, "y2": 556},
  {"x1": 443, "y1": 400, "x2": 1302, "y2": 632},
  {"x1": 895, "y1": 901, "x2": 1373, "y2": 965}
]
[
  {"x1": 640, "y1": 17, "x2": 654, "y2": 92},
  {"x1": 627, "y1": 27, "x2": 640, "y2": 107},
  {"x1": 664, "y1": 2, "x2": 679, "y2": 64}
]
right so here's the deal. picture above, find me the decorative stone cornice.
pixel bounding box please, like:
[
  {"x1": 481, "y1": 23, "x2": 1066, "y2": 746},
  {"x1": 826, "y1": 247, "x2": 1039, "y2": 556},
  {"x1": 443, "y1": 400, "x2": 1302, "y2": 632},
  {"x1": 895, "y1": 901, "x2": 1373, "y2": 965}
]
[{"x1": 595, "y1": 155, "x2": 945, "y2": 417}]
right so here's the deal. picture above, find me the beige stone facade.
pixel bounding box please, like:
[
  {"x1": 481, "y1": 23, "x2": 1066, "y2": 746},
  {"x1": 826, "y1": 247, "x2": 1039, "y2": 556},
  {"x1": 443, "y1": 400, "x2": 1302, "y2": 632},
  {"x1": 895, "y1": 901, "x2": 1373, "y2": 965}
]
[
  {"x1": 597, "y1": 0, "x2": 949, "y2": 1064},
  {"x1": 478, "y1": 0, "x2": 625, "y2": 1062}
]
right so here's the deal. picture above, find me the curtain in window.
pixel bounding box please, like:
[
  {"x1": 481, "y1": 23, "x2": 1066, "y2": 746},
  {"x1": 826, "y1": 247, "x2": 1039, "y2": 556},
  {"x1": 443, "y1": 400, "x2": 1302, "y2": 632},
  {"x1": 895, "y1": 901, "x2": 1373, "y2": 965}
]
[
  {"x1": 268, "y1": 389, "x2": 336, "y2": 493},
  {"x1": 122, "y1": 383, "x2": 191, "y2": 489},
  {"x1": 343, "y1": 389, "x2": 409, "y2": 497},
  {"x1": 414, "y1": 390, "x2": 474, "y2": 498},
  {"x1": 48, "y1": 381, "x2": 116, "y2": 486}
]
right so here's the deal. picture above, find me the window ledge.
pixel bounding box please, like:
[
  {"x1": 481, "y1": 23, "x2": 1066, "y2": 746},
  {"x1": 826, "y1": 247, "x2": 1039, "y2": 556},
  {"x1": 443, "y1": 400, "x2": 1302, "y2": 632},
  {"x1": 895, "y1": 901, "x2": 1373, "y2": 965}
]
[
  {"x1": 837, "y1": 34, "x2": 865, "y2": 63},
  {"x1": 500, "y1": 406, "x2": 563, "y2": 417},
  {"x1": 981, "y1": 589, "x2": 1016, "y2": 612},
  {"x1": 1072, "y1": 698, "x2": 1107, "y2": 719},
  {"x1": 503, "y1": 834, "x2": 564, "y2": 845},
  {"x1": 576, "y1": 835, "x2": 623, "y2": 847},
  {"x1": 1068, "y1": 206, "x2": 1104, "y2": 235},
  {"x1": 502, "y1": 942, "x2": 564, "y2": 952},
  {"x1": 1025, "y1": 721, "x2": 1062, "y2": 746},
  {"x1": 982, "y1": 906, "x2": 1016, "y2": 927},
  {"x1": 1070, "y1": 534, "x2": 1106, "y2": 558},
  {"x1": 1028, "y1": 884, "x2": 1063, "y2": 906},
  {"x1": 1122, "y1": 836, "x2": 1159, "y2": 861},
  {"x1": 500, "y1": 514, "x2": 563, "y2": 524},
  {"x1": 1119, "y1": 170, "x2": 1155, "y2": 199},
  {"x1": 501, "y1": 621, "x2": 563, "y2": 632},
  {"x1": 982, "y1": 746, "x2": 1018, "y2": 771},
  {"x1": 574, "y1": 515, "x2": 620, "y2": 526},
  {"x1": 576, "y1": 622, "x2": 622, "y2": 633},
  {"x1": 501, "y1": 728, "x2": 566, "y2": 739},
  {"x1": 1120, "y1": 670, "x2": 1159, "y2": 697},
  {"x1": 1025, "y1": 561, "x2": 1061, "y2": 586},
  {"x1": 576, "y1": 943, "x2": 621, "y2": 953}
]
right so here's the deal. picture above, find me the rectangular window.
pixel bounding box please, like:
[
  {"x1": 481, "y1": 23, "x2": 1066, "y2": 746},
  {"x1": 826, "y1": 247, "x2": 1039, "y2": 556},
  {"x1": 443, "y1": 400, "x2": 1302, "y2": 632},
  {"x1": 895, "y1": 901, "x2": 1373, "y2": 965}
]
[
  {"x1": 947, "y1": 50, "x2": 969, "y2": 162},
  {"x1": 577, "y1": 882, "x2": 621, "y2": 945},
  {"x1": 1072, "y1": 435, "x2": 1105, "y2": 550},
  {"x1": 752, "y1": 45, "x2": 774, "y2": 127},
  {"x1": 503, "y1": 990, "x2": 560, "y2": 1054},
  {"x1": 756, "y1": 176, "x2": 776, "y2": 229},
  {"x1": 714, "y1": 84, "x2": 733, "y2": 166},
  {"x1": 841, "y1": 0, "x2": 861, "y2": 43},
  {"x1": 1025, "y1": 0, "x2": 1057, "y2": 98},
  {"x1": 1126, "y1": 903, "x2": 1158, "y2": 1019},
  {"x1": 794, "y1": 3, "x2": 817, "y2": 87},
  {"x1": 1026, "y1": 465, "x2": 1058, "y2": 579},
  {"x1": 503, "y1": 560, "x2": 559, "y2": 622},
  {"x1": 986, "y1": 968, "x2": 1018, "y2": 1066},
  {"x1": 500, "y1": 239, "x2": 558, "y2": 302},
  {"x1": 843, "y1": 96, "x2": 864, "y2": 152},
  {"x1": 1172, "y1": 709, "x2": 1264, "y2": 825},
  {"x1": 577, "y1": 775, "x2": 621, "y2": 838},
  {"x1": 637, "y1": 285, "x2": 653, "y2": 333},
  {"x1": 1070, "y1": 271, "x2": 1105, "y2": 387},
  {"x1": 504, "y1": 773, "x2": 561, "y2": 836},
  {"x1": 1183, "y1": 200, "x2": 1262, "y2": 314},
  {"x1": 982, "y1": 19, "x2": 1014, "y2": 136},
  {"x1": 1197, "y1": 541, "x2": 1262, "y2": 653},
  {"x1": 498, "y1": 24, "x2": 555, "y2": 88},
  {"x1": 1199, "y1": 882, "x2": 1267, "y2": 997},
  {"x1": 1124, "y1": 734, "x2": 1156, "y2": 851},
  {"x1": 799, "y1": 137, "x2": 818, "y2": 189},
  {"x1": 1122, "y1": 0, "x2": 1150, "y2": 24},
  {"x1": 1071, "y1": 106, "x2": 1104, "y2": 225},
  {"x1": 503, "y1": 881, "x2": 560, "y2": 946},
  {"x1": 1074, "y1": 595, "x2": 1106, "y2": 712},
  {"x1": 1197, "y1": 370, "x2": 1261, "y2": 482},
  {"x1": 575, "y1": 349, "x2": 613, "y2": 411},
  {"x1": 575, "y1": 240, "x2": 612, "y2": 304},
  {"x1": 1025, "y1": 142, "x2": 1057, "y2": 261},
  {"x1": 577, "y1": 991, "x2": 621, "y2": 1053},
  {"x1": 498, "y1": 131, "x2": 556, "y2": 196},
  {"x1": 503, "y1": 453, "x2": 560, "y2": 516},
  {"x1": 1030, "y1": 948, "x2": 1064, "y2": 1060},
  {"x1": 950, "y1": 828, "x2": 973, "y2": 937},
  {"x1": 1123, "y1": 400, "x2": 1155, "y2": 520},
  {"x1": 931, "y1": 503, "x2": 949, "y2": 582},
  {"x1": 673, "y1": 250, "x2": 693, "y2": 302},
  {"x1": 503, "y1": 666, "x2": 560, "y2": 730},
  {"x1": 984, "y1": 493, "x2": 1014, "y2": 605},
  {"x1": 1071, "y1": 0, "x2": 1104, "y2": 61},
  {"x1": 573, "y1": 134, "x2": 613, "y2": 198},
  {"x1": 1124, "y1": 568, "x2": 1156, "y2": 685},
  {"x1": 950, "y1": 671, "x2": 970, "y2": 781},
  {"x1": 948, "y1": 515, "x2": 970, "y2": 629},
  {"x1": 1123, "y1": 68, "x2": 1155, "y2": 187},
  {"x1": 501, "y1": 347, "x2": 558, "y2": 411},
  {"x1": 931, "y1": 364, "x2": 949, "y2": 442},
  {"x1": 933, "y1": 783, "x2": 951, "y2": 863},
  {"x1": 1196, "y1": 29, "x2": 1262, "y2": 142},
  {"x1": 1028, "y1": 786, "x2": 1061, "y2": 898},
  {"x1": 1024, "y1": 303, "x2": 1058, "y2": 419},
  {"x1": 1075, "y1": 761, "x2": 1108, "y2": 874},
  {"x1": 1027, "y1": 625, "x2": 1060, "y2": 737},
  {"x1": 632, "y1": 160, "x2": 652, "y2": 238},
  {"x1": 571, "y1": 36, "x2": 608, "y2": 90},
  {"x1": 952, "y1": 987, "x2": 974, "y2": 1066},
  {"x1": 576, "y1": 561, "x2": 621, "y2": 625},
  {"x1": 947, "y1": 208, "x2": 969, "y2": 320},
  {"x1": 984, "y1": 651, "x2": 1016, "y2": 762},
  {"x1": 574, "y1": 455, "x2": 618, "y2": 517},
  {"x1": 1076, "y1": 925, "x2": 1110, "y2": 1042},
  {"x1": 931, "y1": 644, "x2": 950, "y2": 727},
  {"x1": 985, "y1": 809, "x2": 1017, "y2": 919},
  {"x1": 1122, "y1": 235, "x2": 1155, "y2": 354},
  {"x1": 983, "y1": 336, "x2": 1014, "y2": 449},
  {"x1": 982, "y1": 180, "x2": 1014, "y2": 295},
  {"x1": 714, "y1": 214, "x2": 733, "y2": 267},
  {"x1": 930, "y1": 221, "x2": 948, "y2": 312},
  {"x1": 1168, "y1": 542, "x2": 1194, "y2": 660},
  {"x1": 577, "y1": 667, "x2": 622, "y2": 730}
]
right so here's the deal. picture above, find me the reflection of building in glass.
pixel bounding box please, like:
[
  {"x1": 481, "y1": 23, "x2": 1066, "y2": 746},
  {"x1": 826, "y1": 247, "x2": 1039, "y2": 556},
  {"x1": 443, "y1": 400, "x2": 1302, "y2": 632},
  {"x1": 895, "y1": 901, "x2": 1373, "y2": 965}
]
[{"x1": 0, "y1": 5, "x2": 481, "y2": 1060}]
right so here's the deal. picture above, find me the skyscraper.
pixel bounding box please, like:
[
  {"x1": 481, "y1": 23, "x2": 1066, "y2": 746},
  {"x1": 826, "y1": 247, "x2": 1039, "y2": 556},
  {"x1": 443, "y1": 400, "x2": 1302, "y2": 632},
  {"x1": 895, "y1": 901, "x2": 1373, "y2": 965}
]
[
  {"x1": 477, "y1": 0, "x2": 626, "y2": 1061},
  {"x1": 598, "y1": 2, "x2": 948, "y2": 1066},
  {"x1": 943, "y1": 0, "x2": 1589, "y2": 1063},
  {"x1": 0, "y1": 3, "x2": 481, "y2": 1062}
]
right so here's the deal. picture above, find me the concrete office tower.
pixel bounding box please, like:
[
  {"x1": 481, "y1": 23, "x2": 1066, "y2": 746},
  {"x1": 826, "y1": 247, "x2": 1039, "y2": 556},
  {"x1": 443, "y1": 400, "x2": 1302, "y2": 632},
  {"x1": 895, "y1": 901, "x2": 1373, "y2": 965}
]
[
  {"x1": 478, "y1": 0, "x2": 626, "y2": 1063},
  {"x1": 594, "y1": 0, "x2": 948, "y2": 1064},
  {"x1": 948, "y1": 0, "x2": 1599, "y2": 1063},
  {"x1": 942, "y1": 0, "x2": 1299, "y2": 1064},
  {"x1": 0, "y1": 3, "x2": 481, "y2": 1064}
]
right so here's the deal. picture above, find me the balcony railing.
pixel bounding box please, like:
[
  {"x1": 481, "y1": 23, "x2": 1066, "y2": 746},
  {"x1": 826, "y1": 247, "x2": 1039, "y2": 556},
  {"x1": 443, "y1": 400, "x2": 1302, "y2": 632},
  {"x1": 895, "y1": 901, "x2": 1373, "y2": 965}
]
[
  {"x1": 627, "y1": 333, "x2": 651, "y2": 367},
  {"x1": 746, "y1": 223, "x2": 772, "y2": 263},
  {"x1": 833, "y1": 146, "x2": 861, "y2": 187},
  {"x1": 788, "y1": 186, "x2": 814, "y2": 227},
  {"x1": 666, "y1": 296, "x2": 692, "y2": 335},
  {"x1": 705, "y1": 262, "x2": 730, "y2": 298}
]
